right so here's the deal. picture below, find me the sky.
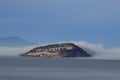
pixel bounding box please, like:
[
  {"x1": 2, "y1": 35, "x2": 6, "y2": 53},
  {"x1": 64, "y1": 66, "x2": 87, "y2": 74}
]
[{"x1": 0, "y1": 0, "x2": 120, "y2": 47}]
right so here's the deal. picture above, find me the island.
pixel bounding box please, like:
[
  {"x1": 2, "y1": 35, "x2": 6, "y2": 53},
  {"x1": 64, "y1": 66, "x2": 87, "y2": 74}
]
[{"x1": 20, "y1": 43, "x2": 91, "y2": 58}]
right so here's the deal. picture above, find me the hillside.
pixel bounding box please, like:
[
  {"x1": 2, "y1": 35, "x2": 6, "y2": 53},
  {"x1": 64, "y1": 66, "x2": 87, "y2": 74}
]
[
  {"x1": 0, "y1": 37, "x2": 36, "y2": 47},
  {"x1": 20, "y1": 43, "x2": 91, "y2": 57}
]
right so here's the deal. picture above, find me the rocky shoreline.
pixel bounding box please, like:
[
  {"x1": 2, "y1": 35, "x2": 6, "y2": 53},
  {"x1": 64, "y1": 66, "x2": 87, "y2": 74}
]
[{"x1": 20, "y1": 43, "x2": 91, "y2": 58}]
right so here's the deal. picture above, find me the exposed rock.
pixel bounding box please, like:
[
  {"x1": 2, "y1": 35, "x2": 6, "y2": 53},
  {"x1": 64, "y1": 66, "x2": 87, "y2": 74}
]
[{"x1": 20, "y1": 43, "x2": 90, "y2": 58}]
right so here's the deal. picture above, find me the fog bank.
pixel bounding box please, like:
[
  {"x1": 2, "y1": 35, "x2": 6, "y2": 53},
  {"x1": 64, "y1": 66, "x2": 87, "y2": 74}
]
[{"x1": 0, "y1": 41, "x2": 120, "y2": 59}]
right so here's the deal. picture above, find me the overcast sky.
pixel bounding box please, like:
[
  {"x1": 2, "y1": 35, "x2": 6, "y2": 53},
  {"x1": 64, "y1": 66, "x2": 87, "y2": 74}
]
[{"x1": 0, "y1": 0, "x2": 120, "y2": 47}]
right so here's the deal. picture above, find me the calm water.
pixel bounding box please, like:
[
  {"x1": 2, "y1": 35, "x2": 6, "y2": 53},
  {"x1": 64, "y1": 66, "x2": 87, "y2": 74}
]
[{"x1": 0, "y1": 56, "x2": 120, "y2": 80}]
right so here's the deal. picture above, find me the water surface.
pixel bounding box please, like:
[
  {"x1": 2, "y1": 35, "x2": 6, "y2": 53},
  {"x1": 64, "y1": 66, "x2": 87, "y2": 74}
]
[{"x1": 0, "y1": 56, "x2": 120, "y2": 80}]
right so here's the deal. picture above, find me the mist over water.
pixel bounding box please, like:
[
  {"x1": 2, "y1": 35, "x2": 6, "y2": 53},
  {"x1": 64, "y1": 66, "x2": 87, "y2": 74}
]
[
  {"x1": 73, "y1": 41, "x2": 120, "y2": 59},
  {"x1": 0, "y1": 41, "x2": 120, "y2": 59}
]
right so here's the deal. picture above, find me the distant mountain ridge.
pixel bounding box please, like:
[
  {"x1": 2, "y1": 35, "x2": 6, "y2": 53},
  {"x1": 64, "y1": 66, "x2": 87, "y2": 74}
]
[{"x1": 0, "y1": 37, "x2": 37, "y2": 47}]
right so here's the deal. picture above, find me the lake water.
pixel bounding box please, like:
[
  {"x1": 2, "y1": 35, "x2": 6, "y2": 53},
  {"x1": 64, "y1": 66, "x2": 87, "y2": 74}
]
[{"x1": 0, "y1": 56, "x2": 120, "y2": 80}]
